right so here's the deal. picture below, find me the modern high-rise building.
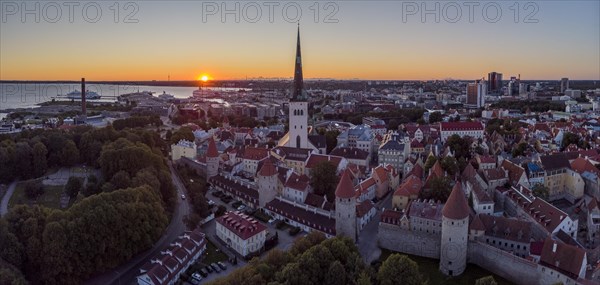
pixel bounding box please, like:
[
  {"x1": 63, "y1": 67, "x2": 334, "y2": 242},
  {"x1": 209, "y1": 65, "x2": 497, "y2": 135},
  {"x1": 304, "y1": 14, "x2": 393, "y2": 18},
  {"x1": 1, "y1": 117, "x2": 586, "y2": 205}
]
[
  {"x1": 466, "y1": 79, "x2": 486, "y2": 108},
  {"x1": 561, "y1": 78, "x2": 570, "y2": 93},
  {"x1": 487, "y1": 72, "x2": 503, "y2": 93}
]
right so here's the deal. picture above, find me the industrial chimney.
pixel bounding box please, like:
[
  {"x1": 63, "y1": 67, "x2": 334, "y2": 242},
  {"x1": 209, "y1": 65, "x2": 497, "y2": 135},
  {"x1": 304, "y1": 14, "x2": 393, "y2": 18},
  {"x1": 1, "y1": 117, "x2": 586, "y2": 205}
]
[{"x1": 81, "y1": 78, "x2": 87, "y2": 116}]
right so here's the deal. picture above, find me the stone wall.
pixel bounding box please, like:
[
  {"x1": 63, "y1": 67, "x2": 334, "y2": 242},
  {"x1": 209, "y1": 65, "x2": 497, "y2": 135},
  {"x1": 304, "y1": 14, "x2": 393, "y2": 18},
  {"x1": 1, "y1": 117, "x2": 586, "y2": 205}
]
[
  {"x1": 378, "y1": 223, "x2": 441, "y2": 259},
  {"x1": 468, "y1": 241, "x2": 540, "y2": 285}
]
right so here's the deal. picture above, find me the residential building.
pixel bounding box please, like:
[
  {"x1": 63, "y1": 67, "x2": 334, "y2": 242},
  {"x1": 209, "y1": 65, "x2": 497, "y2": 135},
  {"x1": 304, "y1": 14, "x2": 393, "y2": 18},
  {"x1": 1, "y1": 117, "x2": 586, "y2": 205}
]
[{"x1": 216, "y1": 211, "x2": 267, "y2": 257}]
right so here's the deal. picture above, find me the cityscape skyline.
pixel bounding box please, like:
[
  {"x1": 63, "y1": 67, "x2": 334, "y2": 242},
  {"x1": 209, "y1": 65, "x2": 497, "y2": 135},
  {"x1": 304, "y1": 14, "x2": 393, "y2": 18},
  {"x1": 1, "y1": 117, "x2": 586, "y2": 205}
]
[{"x1": 1, "y1": 1, "x2": 599, "y2": 81}]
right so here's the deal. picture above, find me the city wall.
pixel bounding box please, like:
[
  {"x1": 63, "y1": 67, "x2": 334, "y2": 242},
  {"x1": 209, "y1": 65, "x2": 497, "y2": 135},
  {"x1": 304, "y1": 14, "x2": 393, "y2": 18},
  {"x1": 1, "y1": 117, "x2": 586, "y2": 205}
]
[
  {"x1": 378, "y1": 223, "x2": 441, "y2": 259},
  {"x1": 468, "y1": 241, "x2": 540, "y2": 285}
]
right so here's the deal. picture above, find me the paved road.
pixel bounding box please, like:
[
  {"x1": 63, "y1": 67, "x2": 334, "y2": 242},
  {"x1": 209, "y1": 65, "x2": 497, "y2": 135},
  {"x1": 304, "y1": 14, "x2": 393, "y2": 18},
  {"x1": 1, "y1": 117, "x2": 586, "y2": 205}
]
[
  {"x1": 85, "y1": 162, "x2": 190, "y2": 285},
  {"x1": 357, "y1": 191, "x2": 394, "y2": 264},
  {"x1": 0, "y1": 181, "x2": 18, "y2": 217}
]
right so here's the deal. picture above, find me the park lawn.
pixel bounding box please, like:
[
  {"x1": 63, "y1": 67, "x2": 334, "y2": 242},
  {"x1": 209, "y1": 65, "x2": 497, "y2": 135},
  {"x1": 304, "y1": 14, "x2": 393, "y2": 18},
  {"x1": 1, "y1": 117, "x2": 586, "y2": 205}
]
[
  {"x1": 378, "y1": 249, "x2": 513, "y2": 285},
  {"x1": 9, "y1": 181, "x2": 66, "y2": 210}
]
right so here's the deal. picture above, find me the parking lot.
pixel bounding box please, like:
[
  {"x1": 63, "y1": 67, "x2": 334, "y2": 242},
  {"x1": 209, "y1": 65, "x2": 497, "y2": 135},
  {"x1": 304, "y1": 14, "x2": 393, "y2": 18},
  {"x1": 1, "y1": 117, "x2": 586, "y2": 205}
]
[{"x1": 184, "y1": 187, "x2": 303, "y2": 283}]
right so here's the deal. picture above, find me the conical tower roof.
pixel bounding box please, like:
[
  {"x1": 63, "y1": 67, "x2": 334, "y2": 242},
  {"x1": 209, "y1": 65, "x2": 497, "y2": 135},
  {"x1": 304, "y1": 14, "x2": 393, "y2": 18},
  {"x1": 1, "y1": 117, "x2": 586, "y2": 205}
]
[
  {"x1": 206, "y1": 137, "x2": 218, "y2": 158},
  {"x1": 442, "y1": 182, "x2": 470, "y2": 220},
  {"x1": 335, "y1": 170, "x2": 355, "y2": 199}
]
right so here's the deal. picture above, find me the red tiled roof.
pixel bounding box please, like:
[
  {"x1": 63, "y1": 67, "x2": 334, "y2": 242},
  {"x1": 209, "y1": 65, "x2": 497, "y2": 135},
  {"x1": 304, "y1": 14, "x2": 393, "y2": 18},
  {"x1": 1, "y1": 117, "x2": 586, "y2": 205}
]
[
  {"x1": 266, "y1": 199, "x2": 335, "y2": 234},
  {"x1": 258, "y1": 159, "x2": 277, "y2": 176},
  {"x1": 305, "y1": 154, "x2": 343, "y2": 169},
  {"x1": 206, "y1": 137, "x2": 218, "y2": 158},
  {"x1": 216, "y1": 211, "x2": 267, "y2": 240},
  {"x1": 356, "y1": 200, "x2": 374, "y2": 218},
  {"x1": 242, "y1": 147, "x2": 270, "y2": 160},
  {"x1": 430, "y1": 160, "x2": 444, "y2": 178},
  {"x1": 442, "y1": 183, "x2": 470, "y2": 220},
  {"x1": 540, "y1": 237, "x2": 586, "y2": 279},
  {"x1": 408, "y1": 164, "x2": 424, "y2": 179},
  {"x1": 440, "y1": 121, "x2": 484, "y2": 132},
  {"x1": 373, "y1": 165, "x2": 389, "y2": 183},
  {"x1": 336, "y1": 170, "x2": 356, "y2": 199},
  {"x1": 394, "y1": 175, "x2": 422, "y2": 197},
  {"x1": 285, "y1": 173, "x2": 310, "y2": 191},
  {"x1": 501, "y1": 159, "x2": 526, "y2": 185},
  {"x1": 469, "y1": 214, "x2": 485, "y2": 231},
  {"x1": 571, "y1": 157, "x2": 600, "y2": 176},
  {"x1": 528, "y1": 198, "x2": 569, "y2": 232}
]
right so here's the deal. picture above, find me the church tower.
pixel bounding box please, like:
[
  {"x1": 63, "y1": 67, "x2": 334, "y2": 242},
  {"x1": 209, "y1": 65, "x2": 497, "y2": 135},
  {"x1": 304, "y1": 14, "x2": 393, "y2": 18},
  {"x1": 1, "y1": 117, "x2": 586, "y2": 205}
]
[
  {"x1": 206, "y1": 137, "x2": 219, "y2": 178},
  {"x1": 288, "y1": 25, "x2": 309, "y2": 149},
  {"x1": 335, "y1": 170, "x2": 357, "y2": 241},
  {"x1": 440, "y1": 182, "x2": 470, "y2": 277}
]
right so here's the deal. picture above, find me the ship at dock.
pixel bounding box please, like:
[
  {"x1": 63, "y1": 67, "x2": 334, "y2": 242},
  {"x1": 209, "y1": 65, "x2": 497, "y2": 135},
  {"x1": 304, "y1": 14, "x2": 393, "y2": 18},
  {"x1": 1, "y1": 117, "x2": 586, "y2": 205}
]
[{"x1": 65, "y1": 90, "x2": 101, "y2": 100}]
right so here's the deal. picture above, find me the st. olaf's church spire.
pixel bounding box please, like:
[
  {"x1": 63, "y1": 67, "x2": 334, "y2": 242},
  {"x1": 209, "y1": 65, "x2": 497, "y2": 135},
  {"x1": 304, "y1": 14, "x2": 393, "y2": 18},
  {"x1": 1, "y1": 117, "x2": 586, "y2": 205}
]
[{"x1": 292, "y1": 23, "x2": 307, "y2": 102}]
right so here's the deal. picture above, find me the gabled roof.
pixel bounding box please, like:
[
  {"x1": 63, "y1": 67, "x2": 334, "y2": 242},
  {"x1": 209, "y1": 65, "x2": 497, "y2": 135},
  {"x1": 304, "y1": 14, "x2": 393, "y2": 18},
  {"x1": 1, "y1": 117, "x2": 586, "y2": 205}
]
[
  {"x1": 336, "y1": 170, "x2": 356, "y2": 199},
  {"x1": 571, "y1": 157, "x2": 600, "y2": 176},
  {"x1": 305, "y1": 154, "x2": 343, "y2": 169},
  {"x1": 501, "y1": 159, "x2": 526, "y2": 185},
  {"x1": 258, "y1": 159, "x2": 277, "y2": 176},
  {"x1": 373, "y1": 165, "x2": 389, "y2": 183},
  {"x1": 285, "y1": 172, "x2": 310, "y2": 191},
  {"x1": 394, "y1": 175, "x2": 422, "y2": 197},
  {"x1": 430, "y1": 160, "x2": 444, "y2": 178},
  {"x1": 442, "y1": 182, "x2": 470, "y2": 220},
  {"x1": 539, "y1": 153, "x2": 570, "y2": 171},
  {"x1": 540, "y1": 237, "x2": 586, "y2": 279}
]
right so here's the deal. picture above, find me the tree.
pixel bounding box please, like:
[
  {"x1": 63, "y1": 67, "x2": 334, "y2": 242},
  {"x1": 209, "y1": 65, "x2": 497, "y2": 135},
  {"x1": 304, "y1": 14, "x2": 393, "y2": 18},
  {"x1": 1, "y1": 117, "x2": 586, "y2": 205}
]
[
  {"x1": 61, "y1": 140, "x2": 80, "y2": 167},
  {"x1": 310, "y1": 161, "x2": 340, "y2": 202},
  {"x1": 110, "y1": 171, "x2": 131, "y2": 190},
  {"x1": 170, "y1": 127, "x2": 195, "y2": 145},
  {"x1": 561, "y1": 132, "x2": 581, "y2": 150},
  {"x1": 446, "y1": 134, "x2": 471, "y2": 159},
  {"x1": 387, "y1": 119, "x2": 399, "y2": 131},
  {"x1": 532, "y1": 183, "x2": 549, "y2": 201},
  {"x1": 420, "y1": 177, "x2": 452, "y2": 202},
  {"x1": 441, "y1": 156, "x2": 459, "y2": 176},
  {"x1": 324, "y1": 130, "x2": 340, "y2": 154},
  {"x1": 32, "y1": 142, "x2": 48, "y2": 178},
  {"x1": 429, "y1": 112, "x2": 443, "y2": 123},
  {"x1": 65, "y1": 177, "x2": 83, "y2": 198},
  {"x1": 423, "y1": 156, "x2": 437, "y2": 174},
  {"x1": 377, "y1": 254, "x2": 423, "y2": 285},
  {"x1": 14, "y1": 142, "x2": 33, "y2": 179},
  {"x1": 512, "y1": 142, "x2": 527, "y2": 157},
  {"x1": 476, "y1": 276, "x2": 498, "y2": 285}
]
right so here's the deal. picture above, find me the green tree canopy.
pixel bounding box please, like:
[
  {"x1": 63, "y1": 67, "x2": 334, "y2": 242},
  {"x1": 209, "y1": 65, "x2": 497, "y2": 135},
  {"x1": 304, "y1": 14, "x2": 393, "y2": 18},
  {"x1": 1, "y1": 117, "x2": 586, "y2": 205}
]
[
  {"x1": 310, "y1": 161, "x2": 340, "y2": 202},
  {"x1": 377, "y1": 254, "x2": 423, "y2": 285}
]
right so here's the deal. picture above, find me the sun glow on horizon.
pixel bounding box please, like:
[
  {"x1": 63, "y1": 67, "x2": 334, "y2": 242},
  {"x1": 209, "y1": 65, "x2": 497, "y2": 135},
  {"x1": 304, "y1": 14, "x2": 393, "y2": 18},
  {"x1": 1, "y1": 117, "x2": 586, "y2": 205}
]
[{"x1": 199, "y1": 75, "x2": 209, "y2": 82}]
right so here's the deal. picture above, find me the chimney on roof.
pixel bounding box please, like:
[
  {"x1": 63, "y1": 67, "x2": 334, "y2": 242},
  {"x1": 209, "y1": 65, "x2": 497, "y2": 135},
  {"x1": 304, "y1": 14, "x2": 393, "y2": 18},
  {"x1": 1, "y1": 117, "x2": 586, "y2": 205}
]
[{"x1": 552, "y1": 242, "x2": 557, "y2": 253}]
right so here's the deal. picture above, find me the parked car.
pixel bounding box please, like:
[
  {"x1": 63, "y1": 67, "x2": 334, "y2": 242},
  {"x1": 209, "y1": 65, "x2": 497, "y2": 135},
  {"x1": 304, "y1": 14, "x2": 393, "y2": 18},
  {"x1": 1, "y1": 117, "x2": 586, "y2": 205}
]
[
  {"x1": 205, "y1": 265, "x2": 213, "y2": 273},
  {"x1": 237, "y1": 205, "x2": 246, "y2": 211},
  {"x1": 208, "y1": 199, "x2": 215, "y2": 206},
  {"x1": 192, "y1": 272, "x2": 203, "y2": 281},
  {"x1": 199, "y1": 268, "x2": 208, "y2": 277},
  {"x1": 181, "y1": 194, "x2": 186, "y2": 200},
  {"x1": 190, "y1": 279, "x2": 200, "y2": 285},
  {"x1": 211, "y1": 263, "x2": 221, "y2": 273},
  {"x1": 268, "y1": 219, "x2": 276, "y2": 224},
  {"x1": 217, "y1": 261, "x2": 227, "y2": 270}
]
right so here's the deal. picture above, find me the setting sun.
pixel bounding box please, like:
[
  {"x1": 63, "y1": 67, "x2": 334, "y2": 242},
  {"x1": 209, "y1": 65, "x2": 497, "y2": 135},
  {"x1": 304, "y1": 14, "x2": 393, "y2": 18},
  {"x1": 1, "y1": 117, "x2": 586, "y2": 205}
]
[{"x1": 200, "y1": 75, "x2": 209, "y2": 82}]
